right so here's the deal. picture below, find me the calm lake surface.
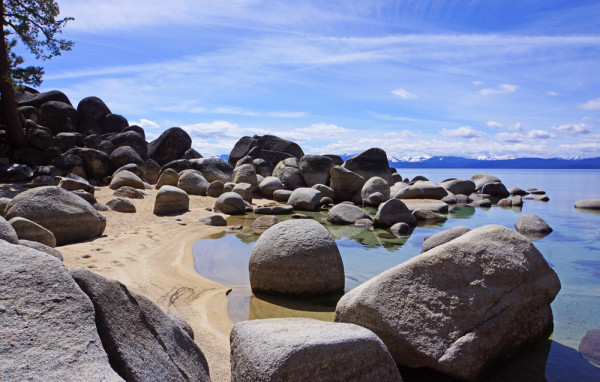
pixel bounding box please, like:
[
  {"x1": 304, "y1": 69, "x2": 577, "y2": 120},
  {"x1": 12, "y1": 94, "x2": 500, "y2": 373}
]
[{"x1": 193, "y1": 168, "x2": 600, "y2": 380}]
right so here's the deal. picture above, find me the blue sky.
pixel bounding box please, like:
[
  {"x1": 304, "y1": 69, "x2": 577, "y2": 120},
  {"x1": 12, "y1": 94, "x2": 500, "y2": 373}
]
[{"x1": 27, "y1": 0, "x2": 600, "y2": 158}]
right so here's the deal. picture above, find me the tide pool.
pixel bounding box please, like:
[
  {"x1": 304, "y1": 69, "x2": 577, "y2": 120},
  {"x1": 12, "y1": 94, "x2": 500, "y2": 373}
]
[{"x1": 193, "y1": 168, "x2": 600, "y2": 380}]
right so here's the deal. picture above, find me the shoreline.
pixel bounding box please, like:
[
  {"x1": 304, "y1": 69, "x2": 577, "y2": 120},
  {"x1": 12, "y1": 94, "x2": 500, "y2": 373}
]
[{"x1": 59, "y1": 186, "x2": 237, "y2": 382}]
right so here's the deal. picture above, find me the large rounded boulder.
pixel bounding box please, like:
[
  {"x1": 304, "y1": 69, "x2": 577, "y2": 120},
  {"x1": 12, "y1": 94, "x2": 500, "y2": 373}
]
[
  {"x1": 287, "y1": 187, "x2": 322, "y2": 211},
  {"x1": 177, "y1": 170, "x2": 210, "y2": 195},
  {"x1": 38, "y1": 101, "x2": 78, "y2": 135},
  {"x1": 329, "y1": 166, "x2": 365, "y2": 203},
  {"x1": 148, "y1": 127, "x2": 192, "y2": 165},
  {"x1": 5, "y1": 186, "x2": 106, "y2": 245},
  {"x1": 153, "y1": 186, "x2": 189, "y2": 215},
  {"x1": 470, "y1": 173, "x2": 502, "y2": 192},
  {"x1": 214, "y1": 192, "x2": 246, "y2": 215},
  {"x1": 393, "y1": 181, "x2": 448, "y2": 200},
  {"x1": 230, "y1": 318, "x2": 402, "y2": 382},
  {"x1": 335, "y1": 225, "x2": 561, "y2": 381},
  {"x1": 327, "y1": 204, "x2": 372, "y2": 225},
  {"x1": 272, "y1": 157, "x2": 306, "y2": 190},
  {"x1": 298, "y1": 155, "x2": 334, "y2": 187},
  {"x1": 342, "y1": 148, "x2": 391, "y2": 183},
  {"x1": 440, "y1": 179, "x2": 476, "y2": 196},
  {"x1": 249, "y1": 219, "x2": 345, "y2": 296}
]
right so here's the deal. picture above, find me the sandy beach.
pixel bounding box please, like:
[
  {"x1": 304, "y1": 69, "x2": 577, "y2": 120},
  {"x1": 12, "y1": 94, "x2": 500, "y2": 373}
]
[{"x1": 60, "y1": 187, "x2": 241, "y2": 382}]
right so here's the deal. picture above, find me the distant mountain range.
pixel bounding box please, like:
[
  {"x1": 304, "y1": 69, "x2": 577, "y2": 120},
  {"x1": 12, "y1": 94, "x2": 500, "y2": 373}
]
[{"x1": 218, "y1": 154, "x2": 600, "y2": 169}]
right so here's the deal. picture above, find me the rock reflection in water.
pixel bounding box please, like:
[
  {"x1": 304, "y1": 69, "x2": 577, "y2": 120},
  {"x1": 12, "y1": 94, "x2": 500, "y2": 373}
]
[{"x1": 248, "y1": 293, "x2": 338, "y2": 322}]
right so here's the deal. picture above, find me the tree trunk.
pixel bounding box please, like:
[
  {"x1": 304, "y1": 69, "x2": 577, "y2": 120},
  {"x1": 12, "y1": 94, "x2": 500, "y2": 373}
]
[{"x1": 0, "y1": 5, "x2": 26, "y2": 149}]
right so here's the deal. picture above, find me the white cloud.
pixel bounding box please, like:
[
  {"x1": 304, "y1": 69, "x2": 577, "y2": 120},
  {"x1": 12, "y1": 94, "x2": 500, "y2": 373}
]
[
  {"x1": 439, "y1": 126, "x2": 483, "y2": 139},
  {"x1": 486, "y1": 121, "x2": 504, "y2": 130},
  {"x1": 479, "y1": 84, "x2": 518, "y2": 95},
  {"x1": 527, "y1": 130, "x2": 555, "y2": 139},
  {"x1": 486, "y1": 121, "x2": 522, "y2": 131},
  {"x1": 391, "y1": 88, "x2": 418, "y2": 99},
  {"x1": 130, "y1": 118, "x2": 160, "y2": 129},
  {"x1": 551, "y1": 123, "x2": 593, "y2": 135},
  {"x1": 472, "y1": 81, "x2": 484, "y2": 86},
  {"x1": 578, "y1": 97, "x2": 600, "y2": 110},
  {"x1": 546, "y1": 91, "x2": 560, "y2": 96},
  {"x1": 496, "y1": 132, "x2": 525, "y2": 143}
]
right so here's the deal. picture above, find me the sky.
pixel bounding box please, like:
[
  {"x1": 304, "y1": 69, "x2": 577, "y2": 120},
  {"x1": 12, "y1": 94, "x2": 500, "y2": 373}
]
[{"x1": 22, "y1": 0, "x2": 600, "y2": 159}]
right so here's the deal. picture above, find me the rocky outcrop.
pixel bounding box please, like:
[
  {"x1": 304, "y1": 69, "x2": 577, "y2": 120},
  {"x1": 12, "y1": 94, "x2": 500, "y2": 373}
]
[
  {"x1": 147, "y1": 127, "x2": 192, "y2": 165},
  {"x1": 335, "y1": 225, "x2": 561, "y2": 381},
  {"x1": 342, "y1": 148, "x2": 391, "y2": 183},
  {"x1": 0, "y1": 241, "x2": 121, "y2": 381},
  {"x1": 249, "y1": 219, "x2": 344, "y2": 296},
  {"x1": 5, "y1": 186, "x2": 106, "y2": 245},
  {"x1": 230, "y1": 318, "x2": 402, "y2": 382},
  {"x1": 71, "y1": 269, "x2": 210, "y2": 382}
]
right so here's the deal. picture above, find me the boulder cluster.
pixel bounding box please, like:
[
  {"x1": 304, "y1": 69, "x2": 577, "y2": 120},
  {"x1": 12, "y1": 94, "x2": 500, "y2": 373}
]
[
  {"x1": 0, "y1": 89, "x2": 576, "y2": 381},
  {"x1": 0, "y1": 240, "x2": 210, "y2": 381}
]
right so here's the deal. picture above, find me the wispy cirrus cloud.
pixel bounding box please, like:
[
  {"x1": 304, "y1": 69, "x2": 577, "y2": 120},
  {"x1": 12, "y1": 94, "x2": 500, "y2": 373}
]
[{"x1": 479, "y1": 84, "x2": 518, "y2": 95}]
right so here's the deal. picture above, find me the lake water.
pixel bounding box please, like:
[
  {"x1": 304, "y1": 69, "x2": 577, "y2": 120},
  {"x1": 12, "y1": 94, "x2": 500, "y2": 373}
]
[{"x1": 193, "y1": 168, "x2": 600, "y2": 380}]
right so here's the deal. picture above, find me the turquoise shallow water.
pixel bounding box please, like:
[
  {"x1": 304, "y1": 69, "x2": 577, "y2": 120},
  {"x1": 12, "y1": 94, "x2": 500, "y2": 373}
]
[{"x1": 193, "y1": 168, "x2": 600, "y2": 380}]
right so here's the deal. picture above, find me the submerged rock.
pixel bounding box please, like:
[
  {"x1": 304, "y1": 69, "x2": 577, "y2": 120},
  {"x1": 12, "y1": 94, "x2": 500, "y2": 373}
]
[
  {"x1": 335, "y1": 225, "x2": 561, "y2": 381},
  {"x1": 579, "y1": 329, "x2": 600, "y2": 367},
  {"x1": 574, "y1": 198, "x2": 600, "y2": 210},
  {"x1": 230, "y1": 318, "x2": 402, "y2": 382},
  {"x1": 327, "y1": 203, "x2": 372, "y2": 225},
  {"x1": 514, "y1": 214, "x2": 553, "y2": 235},
  {"x1": 200, "y1": 214, "x2": 227, "y2": 226},
  {"x1": 249, "y1": 219, "x2": 344, "y2": 296},
  {"x1": 374, "y1": 199, "x2": 417, "y2": 228}
]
